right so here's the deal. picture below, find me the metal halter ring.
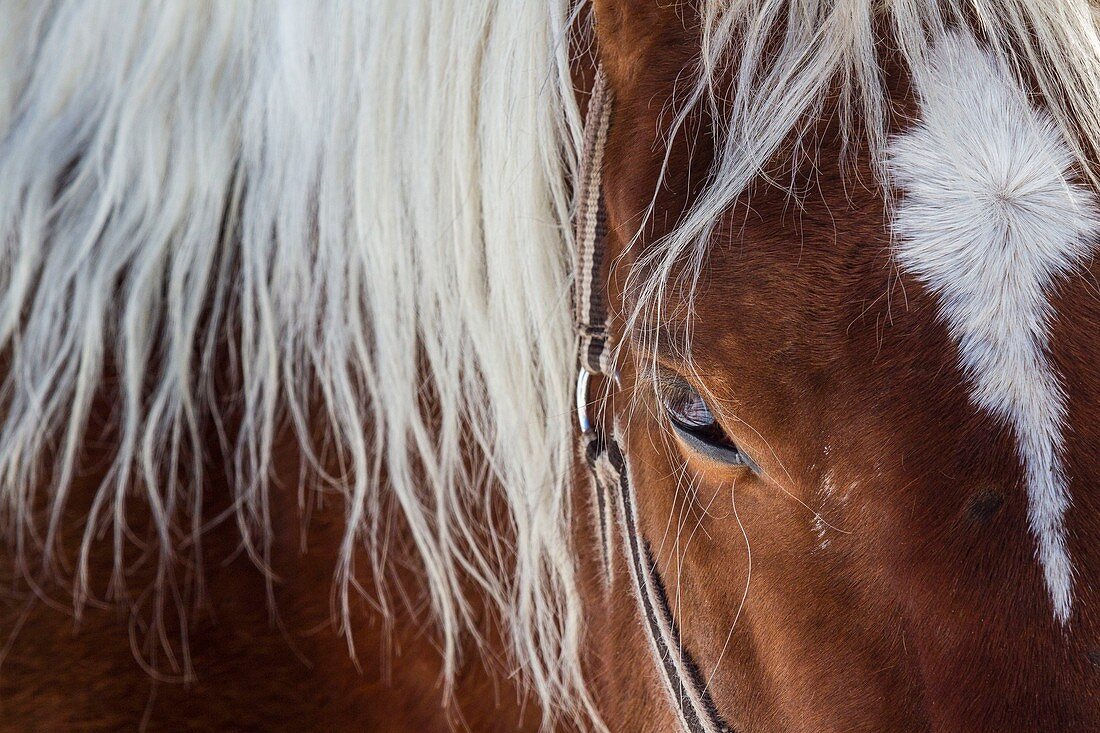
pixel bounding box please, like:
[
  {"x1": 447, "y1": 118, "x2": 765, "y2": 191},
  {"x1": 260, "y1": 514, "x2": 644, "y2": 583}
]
[
  {"x1": 576, "y1": 367, "x2": 622, "y2": 434},
  {"x1": 576, "y1": 368, "x2": 594, "y2": 434}
]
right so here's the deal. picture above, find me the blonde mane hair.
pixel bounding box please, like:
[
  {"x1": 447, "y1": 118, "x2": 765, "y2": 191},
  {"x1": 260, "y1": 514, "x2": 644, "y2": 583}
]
[
  {"x1": 0, "y1": 0, "x2": 588, "y2": 722},
  {"x1": 2, "y1": 1, "x2": 1100, "y2": 728}
]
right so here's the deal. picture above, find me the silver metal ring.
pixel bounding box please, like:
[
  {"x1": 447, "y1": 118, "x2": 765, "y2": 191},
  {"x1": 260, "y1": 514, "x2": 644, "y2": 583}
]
[{"x1": 576, "y1": 369, "x2": 592, "y2": 434}]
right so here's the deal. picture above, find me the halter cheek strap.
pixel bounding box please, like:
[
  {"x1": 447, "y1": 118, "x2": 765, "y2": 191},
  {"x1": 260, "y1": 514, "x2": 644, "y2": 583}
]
[{"x1": 572, "y1": 66, "x2": 734, "y2": 733}]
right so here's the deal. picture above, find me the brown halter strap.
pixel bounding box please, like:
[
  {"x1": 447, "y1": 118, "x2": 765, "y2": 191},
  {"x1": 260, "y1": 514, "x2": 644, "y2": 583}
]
[{"x1": 572, "y1": 66, "x2": 733, "y2": 733}]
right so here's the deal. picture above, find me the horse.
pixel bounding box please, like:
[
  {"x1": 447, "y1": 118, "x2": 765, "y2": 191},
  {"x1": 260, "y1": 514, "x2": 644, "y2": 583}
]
[{"x1": 2, "y1": 0, "x2": 1100, "y2": 730}]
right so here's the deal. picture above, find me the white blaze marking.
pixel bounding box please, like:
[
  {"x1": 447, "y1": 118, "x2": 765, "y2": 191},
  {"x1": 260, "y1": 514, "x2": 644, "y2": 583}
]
[{"x1": 889, "y1": 34, "x2": 1099, "y2": 623}]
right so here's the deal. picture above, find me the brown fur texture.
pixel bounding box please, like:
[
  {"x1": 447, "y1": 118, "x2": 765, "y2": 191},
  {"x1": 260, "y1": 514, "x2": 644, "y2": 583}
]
[
  {"x1": 589, "y1": 2, "x2": 1100, "y2": 730},
  {"x1": 0, "y1": 415, "x2": 544, "y2": 731}
]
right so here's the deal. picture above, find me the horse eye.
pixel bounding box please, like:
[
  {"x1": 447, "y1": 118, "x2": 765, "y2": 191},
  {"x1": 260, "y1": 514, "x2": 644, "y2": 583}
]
[{"x1": 659, "y1": 378, "x2": 758, "y2": 470}]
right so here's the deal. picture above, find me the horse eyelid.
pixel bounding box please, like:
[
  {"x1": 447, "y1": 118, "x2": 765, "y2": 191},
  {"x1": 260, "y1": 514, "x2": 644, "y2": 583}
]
[{"x1": 669, "y1": 410, "x2": 762, "y2": 473}]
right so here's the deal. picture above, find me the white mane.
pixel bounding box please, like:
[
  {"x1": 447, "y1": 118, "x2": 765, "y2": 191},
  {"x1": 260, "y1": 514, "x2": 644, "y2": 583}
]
[
  {"x1": 0, "y1": 0, "x2": 589, "y2": 724},
  {"x1": 3, "y1": 1, "x2": 1100, "y2": 729}
]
